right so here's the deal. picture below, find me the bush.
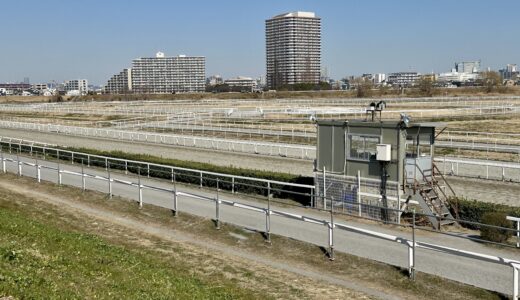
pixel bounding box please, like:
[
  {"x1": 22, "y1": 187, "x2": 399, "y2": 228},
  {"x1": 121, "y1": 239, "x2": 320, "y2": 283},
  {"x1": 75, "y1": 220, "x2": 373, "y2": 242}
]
[
  {"x1": 0, "y1": 143, "x2": 315, "y2": 206},
  {"x1": 449, "y1": 197, "x2": 520, "y2": 228},
  {"x1": 480, "y1": 212, "x2": 512, "y2": 243}
]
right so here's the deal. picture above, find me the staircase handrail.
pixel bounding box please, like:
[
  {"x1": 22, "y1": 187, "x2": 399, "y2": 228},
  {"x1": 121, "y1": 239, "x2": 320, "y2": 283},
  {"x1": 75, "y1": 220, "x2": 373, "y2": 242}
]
[{"x1": 432, "y1": 162, "x2": 456, "y2": 197}]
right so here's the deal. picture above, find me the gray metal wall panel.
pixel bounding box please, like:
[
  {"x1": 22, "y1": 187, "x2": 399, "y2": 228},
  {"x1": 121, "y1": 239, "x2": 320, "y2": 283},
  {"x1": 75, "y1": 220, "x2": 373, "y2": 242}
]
[
  {"x1": 349, "y1": 127, "x2": 380, "y2": 136},
  {"x1": 317, "y1": 125, "x2": 332, "y2": 171},
  {"x1": 332, "y1": 125, "x2": 345, "y2": 172}
]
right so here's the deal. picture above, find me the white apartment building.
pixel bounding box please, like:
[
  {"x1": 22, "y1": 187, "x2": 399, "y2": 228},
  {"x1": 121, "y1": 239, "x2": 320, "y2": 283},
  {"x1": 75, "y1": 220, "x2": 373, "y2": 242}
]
[
  {"x1": 32, "y1": 83, "x2": 48, "y2": 91},
  {"x1": 266, "y1": 11, "x2": 321, "y2": 89},
  {"x1": 105, "y1": 69, "x2": 132, "y2": 94},
  {"x1": 455, "y1": 61, "x2": 481, "y2": 73},
  {"x1": 437, "y1": 71, "x2": 479, "y2": 83},
  {"x1": 224, "y1": 76, "x2": 258, "y2": 92},
  {"x1": 387, "y1": 72, "x2": 419, "y2": 87},
  {"x1": 64, "y1": 79, "x2": 88, "y2": 95},
  {"x1": 131, "y1": 52, "x2": 205, "y2": 94}
]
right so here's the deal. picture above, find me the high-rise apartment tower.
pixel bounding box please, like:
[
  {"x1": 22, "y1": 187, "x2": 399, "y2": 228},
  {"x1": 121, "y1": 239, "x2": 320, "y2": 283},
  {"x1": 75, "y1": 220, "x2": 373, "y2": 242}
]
[{"x1": 266, "y1": 12, "x2": 321, "y2": 89}]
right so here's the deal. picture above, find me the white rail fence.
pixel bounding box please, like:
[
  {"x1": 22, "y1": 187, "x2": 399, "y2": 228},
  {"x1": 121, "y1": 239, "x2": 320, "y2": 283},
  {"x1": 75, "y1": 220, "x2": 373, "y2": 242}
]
[
  {"x1": 435, "y1": 157, "x2": 520, "y2": 182},
  {"x1": 0, "y1": 136, "x2": 315, "y2": 199},
  {"x1": 0, "y1": 120, "x2": 316, "y2": 159},
  {"x1": 2, "y1": 153, "x2": 520, "y2": 297},
  {"x1": 1, "y1": 136, "x2": 422, "y2": 227}
]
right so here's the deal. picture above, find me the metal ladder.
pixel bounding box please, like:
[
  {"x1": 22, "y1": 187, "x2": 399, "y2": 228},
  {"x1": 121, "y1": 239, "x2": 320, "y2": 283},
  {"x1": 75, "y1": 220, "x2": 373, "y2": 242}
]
[{"x1": 413, "y1": 163, "x2": 457, "y2": 229}]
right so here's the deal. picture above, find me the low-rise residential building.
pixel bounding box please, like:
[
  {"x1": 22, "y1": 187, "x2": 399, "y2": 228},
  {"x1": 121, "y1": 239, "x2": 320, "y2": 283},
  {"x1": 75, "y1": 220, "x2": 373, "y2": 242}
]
[
  {"x1": 437, "y1": 71, "x2": 479, "y2": 83},
  {"x1": 387, "y1": 72, "x2": 419, "y2": 87},
  {"x1": 224, "y1": 76, "x2": 258, "y2": 92},
  {"x1": 32, "y1": 83, "x2": 48, "y2": 91}
]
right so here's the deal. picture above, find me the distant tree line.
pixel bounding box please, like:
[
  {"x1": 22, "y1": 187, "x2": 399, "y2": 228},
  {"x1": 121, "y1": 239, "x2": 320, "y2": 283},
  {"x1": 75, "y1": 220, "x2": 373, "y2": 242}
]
[{"x1": 275, "y1": 81, "x2": 332, "y2": 91}]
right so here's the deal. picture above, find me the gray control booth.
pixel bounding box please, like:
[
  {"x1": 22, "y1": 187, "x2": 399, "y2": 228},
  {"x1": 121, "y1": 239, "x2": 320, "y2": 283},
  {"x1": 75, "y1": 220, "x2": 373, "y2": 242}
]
[
  {"x1": 314, "y1": 118, "x2": 452, "y2": 227},
  {"x1": 315, "y1": 119, "x2": 441, "y2": 187}
]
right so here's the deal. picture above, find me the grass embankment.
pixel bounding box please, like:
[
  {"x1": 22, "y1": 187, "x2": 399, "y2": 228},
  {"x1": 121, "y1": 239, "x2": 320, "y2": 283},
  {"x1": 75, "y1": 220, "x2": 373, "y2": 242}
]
[
  {"x1": 0, "y1": 193, "x2": 261, "y2": 299},
  {"x1": 0, "y1": 174, "x2": 506, "y2": 299}
]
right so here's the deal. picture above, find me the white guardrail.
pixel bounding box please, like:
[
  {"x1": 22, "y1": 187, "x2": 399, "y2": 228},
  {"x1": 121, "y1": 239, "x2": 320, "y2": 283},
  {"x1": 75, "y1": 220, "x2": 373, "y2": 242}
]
[
  {"x1": 0, "y1": 136, "x2": 410, "y2": 212},
  {"x1": 2, "y1": 153, "x2": 520, "y2": 297},
  {"x1": 0, "y1": 120, "x2": 315, "y2": 160},
  {"x1": 0, "y1": 135, "x2": 315, "y2": 197},
  {"x1": 435, "y1": 157, "x2": 520, "y2": 182}
]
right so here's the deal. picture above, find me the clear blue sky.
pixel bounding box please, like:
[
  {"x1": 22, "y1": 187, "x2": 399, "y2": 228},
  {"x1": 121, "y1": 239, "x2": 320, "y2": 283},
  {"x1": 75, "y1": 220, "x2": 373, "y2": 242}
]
[{"x1": 1, "y1": 0, "x2": 518, "y2": 85}]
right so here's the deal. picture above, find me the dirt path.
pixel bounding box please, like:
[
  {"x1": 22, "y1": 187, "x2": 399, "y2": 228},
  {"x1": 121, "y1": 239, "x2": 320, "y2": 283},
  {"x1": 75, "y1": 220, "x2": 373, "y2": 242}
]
[{"x1": 0, "y1": 178, "x2": 388, "y2": 300}]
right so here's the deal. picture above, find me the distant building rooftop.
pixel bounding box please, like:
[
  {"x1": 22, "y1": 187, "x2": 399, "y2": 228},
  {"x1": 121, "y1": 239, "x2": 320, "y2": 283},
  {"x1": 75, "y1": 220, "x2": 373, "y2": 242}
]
[{"x1": 271, "y1": 11, "x2": 317, "y2": 19}]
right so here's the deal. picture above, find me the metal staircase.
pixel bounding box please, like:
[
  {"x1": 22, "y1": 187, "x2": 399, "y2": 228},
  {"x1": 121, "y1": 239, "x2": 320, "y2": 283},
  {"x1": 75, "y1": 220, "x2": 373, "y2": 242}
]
[{"x1": 409, "y1": 162, "x2": 457, "y2": 229}]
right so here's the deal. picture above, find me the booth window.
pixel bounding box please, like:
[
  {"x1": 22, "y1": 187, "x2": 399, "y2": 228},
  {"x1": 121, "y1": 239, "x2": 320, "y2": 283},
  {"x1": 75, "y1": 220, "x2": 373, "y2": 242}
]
[{"x1": 349, "y1": 135, "x2": 380, "y2": 161}]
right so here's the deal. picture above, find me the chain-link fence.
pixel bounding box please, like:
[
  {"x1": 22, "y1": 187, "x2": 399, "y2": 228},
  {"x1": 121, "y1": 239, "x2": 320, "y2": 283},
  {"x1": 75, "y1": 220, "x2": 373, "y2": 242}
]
[{"x1": 314, "y1": 172, "x2": 401, "y2": 223}]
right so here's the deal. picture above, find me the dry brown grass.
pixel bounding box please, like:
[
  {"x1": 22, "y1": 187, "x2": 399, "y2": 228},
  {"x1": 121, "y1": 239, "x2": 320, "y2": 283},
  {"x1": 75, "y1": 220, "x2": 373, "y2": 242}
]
[{"x1": 2, "y1": 86, "x2": 519, "y2": 103}]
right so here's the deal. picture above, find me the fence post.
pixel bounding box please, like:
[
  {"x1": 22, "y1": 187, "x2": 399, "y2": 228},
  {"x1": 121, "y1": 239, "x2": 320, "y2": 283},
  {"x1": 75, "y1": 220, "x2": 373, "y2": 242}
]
[
  {"x1": 1, "y1": 150, "x2": 4, "y2": 173},
  {"x1": 36, "y1": 159, "x2": 40, "y2": 183},
  {"x1": 147, "y1": 163, "x2": 150, "y2": 178},
  {"x1": 58, "y1": 163, "x2": 62, "y2": 185},
  {"x1": 328, "y1": 197, "x2": 335, "y2": 261},
  {"x1": 397, "y1": 183, "x2": 401, "y2": 225},
  {"x1": 125, "y1": 161, "x2": 128, "y2": 175},
  {"x1": 108, "y1": 162, "x2": 112, "y2": 199},
  {"x1": 310, "y1": 187, "x2": 314, "y2": 208},
  {"x1": 357, "y1": 170, "x2": 362, "y2": 217},
  {"x1": 81, "y1": 159, "x2": 85, "y2": 191},
  {"x1": 323, "y1": 167, "x2": 327, "y2": 210},
  {"x1": 17, "y1": 154, "x2": 21, "y2": 176},
  {"x1": 513, "y1": 263, "x2": 520, "y2": 300},
  {"x1": 266, "y1": 182, "x2": 271, "y2": 243},
  {"x1": 200, "y1": 171, "x2": 203, "y2": 188},
  {"x1": 138, "y1": 167, "x2": 143, "y2": 208},
  {"x1": 172, "y1": 180, "x2": 178, "y2": 217},
  {"x1": 215, "y1": 178, "x2": 220, "y2": 230},
  {"x1": 232, "y1": 177, "x2": 235, "y2": 193},
  {"x1": 410, "y1": 209, "x2": 416, "y2": 280}
]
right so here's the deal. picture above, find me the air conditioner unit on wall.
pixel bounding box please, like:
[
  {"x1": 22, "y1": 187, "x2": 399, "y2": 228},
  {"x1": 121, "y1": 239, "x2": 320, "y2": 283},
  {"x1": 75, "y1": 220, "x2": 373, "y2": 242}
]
[{"x1": 376, "y1": 144, "x2": 391, "y2": 162}]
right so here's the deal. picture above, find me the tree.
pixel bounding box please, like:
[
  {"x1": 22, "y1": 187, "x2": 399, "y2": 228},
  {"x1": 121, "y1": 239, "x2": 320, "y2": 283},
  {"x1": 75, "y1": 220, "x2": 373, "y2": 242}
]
[
  {"x1": 352, "y1": 78, "x2": 373, "y2": 98},
  {"x1": 378, "y1": 84, "x2": 392, "y2": 96},
  {"x1": 479, "y1": 71, "x2": 502, "y2": 93},
  {"x1": 418, "y1": 77, "x2": 434, "y2": 97}
]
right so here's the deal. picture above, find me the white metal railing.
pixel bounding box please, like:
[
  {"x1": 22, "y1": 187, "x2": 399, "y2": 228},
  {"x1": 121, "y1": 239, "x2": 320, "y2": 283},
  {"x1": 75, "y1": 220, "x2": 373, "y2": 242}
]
[
  {"x1": 2, "y1": 153, "x2": 520, "y2": 297},
  {"x1": 0, "y1": 135, "x2": 315, "y2": 196},
  {"x1": 0, "y1": 120, "x2": 316, "y2": 160},
  {"x1": 435, "y1": 157, "x2": 520, "y2": 182}
]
